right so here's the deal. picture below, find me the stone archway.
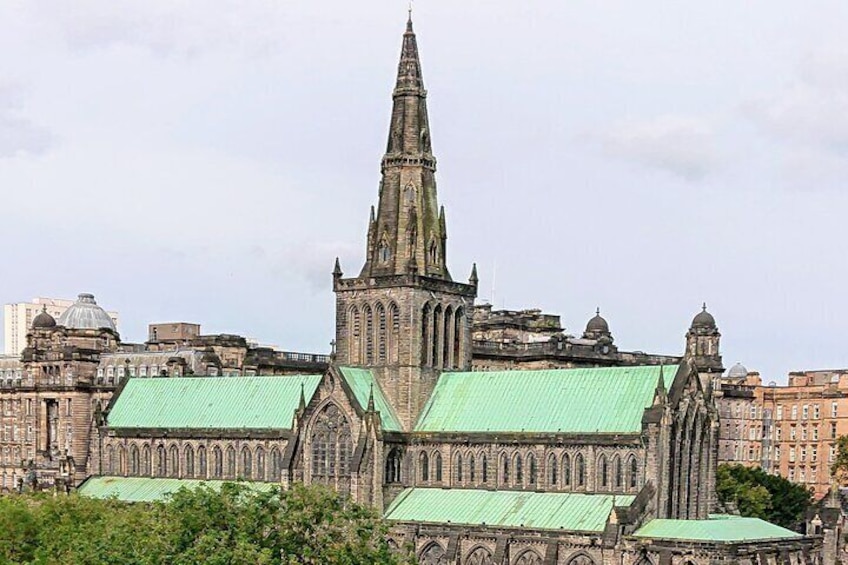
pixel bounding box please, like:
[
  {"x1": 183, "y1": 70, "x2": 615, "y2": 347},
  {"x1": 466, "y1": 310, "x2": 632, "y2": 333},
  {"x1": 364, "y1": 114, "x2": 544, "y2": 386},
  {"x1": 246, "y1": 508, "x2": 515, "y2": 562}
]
[{"x1": 419, "y1": 542, "x2": 447, "y2": 565}]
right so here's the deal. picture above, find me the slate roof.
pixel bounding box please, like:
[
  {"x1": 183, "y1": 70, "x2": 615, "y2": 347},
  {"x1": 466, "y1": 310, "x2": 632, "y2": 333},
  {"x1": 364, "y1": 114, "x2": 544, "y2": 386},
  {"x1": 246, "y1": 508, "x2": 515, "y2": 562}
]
[
  {"x1": 338, "y1": 367, "x2": 403, "y2": 431},
  {"x1": 414, "y1": 365, "x2": 674, "y2": 434},
  {"x1": 78, "y1": 476, "x2": 277, "y2": 502},
  {"x1": 384, "y1": 488, "x2": 634, "y2": 532},
  {"x1": 633, "y1": 515, "x2": 802, "y2": 543},
  {"x1": 107, "y1": 375, "x2": 322, "y2": 430}
]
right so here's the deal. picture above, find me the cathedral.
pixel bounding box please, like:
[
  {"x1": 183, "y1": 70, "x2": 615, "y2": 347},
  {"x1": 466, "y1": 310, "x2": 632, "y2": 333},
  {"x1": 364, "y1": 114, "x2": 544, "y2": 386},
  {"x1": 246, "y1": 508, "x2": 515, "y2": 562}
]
[{"x1": 0, "y1": 16, "x2": 824, "y2": 565}]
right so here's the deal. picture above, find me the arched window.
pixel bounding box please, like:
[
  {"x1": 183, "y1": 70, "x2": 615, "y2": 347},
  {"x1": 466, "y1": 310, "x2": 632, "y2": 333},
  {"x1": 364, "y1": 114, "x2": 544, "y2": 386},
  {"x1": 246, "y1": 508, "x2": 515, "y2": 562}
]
[
  {"x1": 255, "y1": 447, "x2": 266, "y2": 481},
  {"x1": 566, "y1": 554, "x2": 597, "y2": 565},
  {"x1": 515, "y1": 549, "x2": 543, "y2": 565},
  {"x1": 106, "y1": 446, "x2": 115, "y2": 474},
  {"x1": 364, "y1": 305, "x2": 374, "y2": 364},
  {"x1": 428, "y1": 238, "x2": 438, "y2": 264},
  {"x1": 453, "y1": 307, "x2": 464, "y2": 368},
  {"x1": 628, "y1": 455, "x2": 639, "y2": 489},
  {"x1": 432, "y1": 305, "x2": 443, "y2": 367},
  {"x1": 142, "y1": 445, "x2": 151, "y2": 476},
  {"x1": 613, "y1": 455, "x2": 622, "y2": 489},
  {"x1": 481, "y1": 453, "x2": 488, "y2": 484},
  {"x1": 270, "y1": 447, "x2": 282, "y2": 481},
  {"x1": 156, "y1": 445, "x2": 166, "y2": 477},
  {"x1": 419, "y1": 451, "x2": 429, "y2": 482},
  {"x1": 421, "y1": 304, "x2": 432, "y2": 366},
  {"x1": 212, "y1": 446, "x2": 223, "y2": 478},
  {"x1": 598, "y1": 454, "x2": 608, "y2": 488},
  {"x1": 376, "y1": 303, "x2": 387, "y2": 363},
  {"x1": 515, "y1": 453, "x2": 523, "y2": 485},
  {"x1": 310, "y1": 404, "x2": 353, "y2": 487},
  {"x1": 562, "y1": 453, "x2": 571, "y2": 487},
  {"x1": 385, "y1": 448, "x2": 402, "y2": 484},
  {"x1": 226, "y1": 446, "x2": 236, "y2": 478},
  {"x1": 241, "y1": 447, "x2": 252, "y2": 479},
  {"x1": 198, "y1": 446, "x2": 207, "y2": 478},
  {"x1": 130, "y1": 445, "x2": 140, "y2": 475},
  {"x1": 575, "y1": 453, "x2": 585, "y2": 488},
  {"x1": 443, "y1": 305, "x2": 453, "y2": 369},
  {"x1": 501, "y1": 453, "x2": 509, "y2": 485},
  {"x1": 547, "y1": 453, "x2": 558, "y2": 486},
  {"x1": 454, "y1": 452, "x2": 463, "y2": 484},
  {"x1": 185, "y1": 445, "x2": 195, "y2": 478},
  {"x1": 118, "y1": 446, "x2": 127, "y2": 475},
  {"x1": 468, "y1": 453, "x2": 476, "y2": 484},
  {"x1": 169, "y1": 445, "x2": 179, "y2": 478},
  {"x1": 466, "y1": 546, "x2": 494, "y2": 565},
  {"x1": 349, "y1": 306, "x2": 361, "y2": 364},
  {"x1": 389, "y1": 302, "x2": 400, "y2": 363},
  {"x1": 434, "y1": 452, "x2": 443, "y2": 482},
  {"x1": 420, "y1": 542, "x2": 447, "y2": 565},
  {"x1": 528, "y1": 452, "x2": 537, "y2": 486}
]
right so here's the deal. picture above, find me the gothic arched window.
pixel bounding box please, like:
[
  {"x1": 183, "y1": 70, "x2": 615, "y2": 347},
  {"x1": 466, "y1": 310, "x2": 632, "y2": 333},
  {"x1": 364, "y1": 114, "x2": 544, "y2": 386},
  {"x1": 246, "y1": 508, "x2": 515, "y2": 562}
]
[
  {"x1": 118, "y1": 446, "x2": 126, "y2": 475},
  {"x1": 364, "y1": 305, "x2": 374, "y2": 364},
  {"x1": 376, "y1": 303, "x2": 387, "y2": 363},
  {"x1": 212, "y1": 446, "x2": 223, "y2": 478},
  {"x1": 130, "y1": 445, "x2": 140, "y2": 475},
  {"x1": 184, "y1": 445, "x2": 195, "y2": 478},
  {"x1": 198, "y1": 446, "x2": 207, "y2": 478},
  {"x1": 613, "y1": 455, "x2": 622, "y2": 489},
  {"x1": 566, "y1": 554, "x2": 596, "y2": 565},
  {"x1": 420, "y1": 542, "x2": 447, "y2": 565},
  {"x1": 548, "y1": 453, "x2": 558, "y2": 486},
  {"x1": 562, "y1": 453, "x2": 571, "y2": 487},
  {"x1": 421, "y1": 304, "x2": 432, "y2": 366},
  {"x1": 629, "y1": 455, "x2": 639, "y2": 489},
  {"x1": 434, "y1": 452, "x2": 443, "y2": 482},
  {"x1": 169, "y1": 445, "x2": 179, "y2": 478},
  {"x1": 481, "y1": 453, "x2": 488, "y2": 484},
  {"x1": 454, "y1": 452, "x2": 463, "y2": 484},
  {"x1": 419, "y1": 451, "x2": 429, "y2": 482},
  {"x1": 432, "y1": 305, "x2": 442, "y2": 367},
  {"x1": 389, "y1": 302, "x2": 400, "y2": 364},
  {"x1": 385, "y1": 448, "x2": 402, "y2": 484},
  {"x1": 514, "y1": 453, "x2": 523, "y2": 486},
  {"x1": 106, "y1": 446, "x2": 114, "y2": 475},
  {"x1": 310, "y1": 404, "x2": 353, "y2": 487},
  {"x1": 443, "y1": 305, "x2": 453, "y2": 369},
  {"x1": 270, "y1": 447, "x2": 282, "y2": 481},
  {"x1": 142, "y1": 445, "x2": 151, "y2": 476},
  {"x1": 515, "y1": 549, "x2": 543, "y2": 565},
  {"x1": 598, "y1": 454, "x2": 608, "y2": 488},
  {"x1": 255, "y1": 447, "x2": 266, "y2": 481},
  {"x1": 528, "y1": 452, "x2": 537, "y2": 486},
  {"x1": 349, "y1": 306, "x2": 361, "y2": 364},
  {"x1": 468, "y1": 452, "x2": 476, "y2": 483},
  {"x1": 156, "y1": 445, "x2": 166, "y2": 477},
  {"x1": 466, "y1": 547, "x2": 494, "y2": 565},
  {"x1": 575, "y1": 453, "x2": 585, "y2": 488},
  {"x1": 226, "y1": 446, "x2": 236, "y2": 478},
  {"x1": 501, "y1": 453, "x2": 509, "y2": 486},
  {"x1": 241, "y1": 447, "x2": 252, "y2": 479},
  {"x1": 453, "y1": 307, "x2": 464, "y2": 368}
]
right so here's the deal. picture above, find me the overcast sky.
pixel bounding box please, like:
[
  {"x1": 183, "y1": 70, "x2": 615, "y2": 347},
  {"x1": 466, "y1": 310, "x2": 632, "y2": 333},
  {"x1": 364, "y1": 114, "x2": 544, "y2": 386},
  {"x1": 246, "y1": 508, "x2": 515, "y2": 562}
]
[{"x1": 1, "y1": 1, "x2": 847, "y2": 381}]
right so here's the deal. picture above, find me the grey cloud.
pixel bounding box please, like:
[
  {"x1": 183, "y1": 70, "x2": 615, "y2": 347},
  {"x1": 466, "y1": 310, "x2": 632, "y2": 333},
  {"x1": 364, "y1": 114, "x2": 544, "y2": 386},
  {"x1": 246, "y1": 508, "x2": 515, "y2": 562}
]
[
  {"x1": 592, "y1": 116, "x2": 719, "y2": 181},
  {"x1": 0, "y1": 86, "x2": 53, "y2": 158}
]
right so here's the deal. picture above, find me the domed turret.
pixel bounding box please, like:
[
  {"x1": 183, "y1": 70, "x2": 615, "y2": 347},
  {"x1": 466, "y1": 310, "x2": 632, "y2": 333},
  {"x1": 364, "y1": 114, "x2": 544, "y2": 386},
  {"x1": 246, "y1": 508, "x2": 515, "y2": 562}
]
[
  {"x1": 31, "y1": 305, "x2": 57, "y2": 329},
  {"x1": 727, "y1": 362, "x2": 748, "y2": 380},
  {"x1": 691, "y1": 303, "x2": 716, "y2": 329},
  {"x1": 583, "y1": 308, "x2": 613, "y2": 345},
  {"x1": 57, "y1": 293, "x2": 117, "y2": 332}
]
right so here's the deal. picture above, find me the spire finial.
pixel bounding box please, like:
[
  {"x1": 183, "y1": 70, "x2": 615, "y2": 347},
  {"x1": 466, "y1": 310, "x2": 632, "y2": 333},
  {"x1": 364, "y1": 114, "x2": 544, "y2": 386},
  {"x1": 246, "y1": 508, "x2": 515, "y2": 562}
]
[
  {"x1": 408, "y1": 1, "x2": 413, "y2": 27},
  {"x1": 469, "y1": 263, "x2": 479, "y2": 285},
  {"x1": 298, "y1": 381, "x2": 307, "y2": 411},
  {"x1": 333, "y1": 257, "x2": 343, "y2": 278},
  {"x1": 596, "y1": 307, "x2": 601, "y2": 316},
  {"x1": 367, "y1": 383, "x2": 375, "y2": 412},
  {"x1": 702, "y1": 302, "x2": 707, "y2": 312}
]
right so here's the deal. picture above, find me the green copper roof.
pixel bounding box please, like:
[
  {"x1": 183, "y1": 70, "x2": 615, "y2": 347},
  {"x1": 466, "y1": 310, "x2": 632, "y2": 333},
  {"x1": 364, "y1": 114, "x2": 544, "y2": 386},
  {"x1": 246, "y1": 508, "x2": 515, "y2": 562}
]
[
  {"x1": 107, "y1": 375, "x2": 322, "y2": 430},
  {"x1": 338, "y1": 367, "x2": 403, "y2": 432},
  {"x1": 415, "y1": 365, "x2": 673, "y2": 434},
  {"x1": 384, "y1": 488, "x2": 634, "y2": 532},
  {"x1": 633, "y1": 515, "x2": 802, "y2": 543},
  {"x1": 78, "y1": 476, "x2": 277, "y2": 502}
]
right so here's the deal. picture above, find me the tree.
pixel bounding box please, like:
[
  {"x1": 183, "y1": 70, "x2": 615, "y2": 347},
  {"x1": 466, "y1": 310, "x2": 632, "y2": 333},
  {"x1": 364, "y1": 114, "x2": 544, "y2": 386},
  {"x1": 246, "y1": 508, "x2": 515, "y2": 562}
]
[
  {"x1": 716, "y1": 464, "x2": 812, "y2": 529},
  {"x1": 830, "y1": 435, "x2": 848, "y2": 484}
]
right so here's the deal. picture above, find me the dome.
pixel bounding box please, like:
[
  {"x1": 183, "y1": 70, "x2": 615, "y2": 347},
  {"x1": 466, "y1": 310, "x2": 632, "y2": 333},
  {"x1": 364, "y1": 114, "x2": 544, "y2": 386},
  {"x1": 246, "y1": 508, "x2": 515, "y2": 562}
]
[
  {"x1": 727, "y1": 362, "x2": 748, "y2": 380},
  {"x1": 57, "y1": 293, "x2": 116, "y2": 331},
  {"x1": 31, "y1": 306, "x2": 56, "y2": 329},
  {"x1": 585, "y1": 308, "x2": 610, "y2": 334},
  {"x1": 691, "y1": 303, "x2": 716, "y2": 329}
]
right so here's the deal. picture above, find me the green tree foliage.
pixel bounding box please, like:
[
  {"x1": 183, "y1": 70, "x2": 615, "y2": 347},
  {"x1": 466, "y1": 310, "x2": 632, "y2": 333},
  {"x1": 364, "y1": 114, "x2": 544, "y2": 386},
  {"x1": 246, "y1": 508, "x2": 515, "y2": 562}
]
[
  {"x1": 716, "y1": 464, "x2": 813, "y2": 529},
  {"x1": 0, "y1": 483, "x2": 412, "y2": 565},
  {"x1": 830, "y1": 435, "x2": 848, "y2": 483}
]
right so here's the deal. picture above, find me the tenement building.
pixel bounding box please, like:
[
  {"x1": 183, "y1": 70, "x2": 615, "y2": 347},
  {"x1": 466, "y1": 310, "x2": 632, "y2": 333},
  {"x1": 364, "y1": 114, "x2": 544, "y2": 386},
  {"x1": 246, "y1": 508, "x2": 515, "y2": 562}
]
[{"x1": 69, "y1": 17, "x2": 823, "y2": 565}]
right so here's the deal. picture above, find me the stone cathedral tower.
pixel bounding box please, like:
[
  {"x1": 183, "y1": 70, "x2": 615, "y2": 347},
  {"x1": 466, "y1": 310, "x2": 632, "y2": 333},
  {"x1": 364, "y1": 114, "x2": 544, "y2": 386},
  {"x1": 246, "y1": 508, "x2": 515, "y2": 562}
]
[{"x1": 333, "y1": 17, "x2": 477, "y2": 431}]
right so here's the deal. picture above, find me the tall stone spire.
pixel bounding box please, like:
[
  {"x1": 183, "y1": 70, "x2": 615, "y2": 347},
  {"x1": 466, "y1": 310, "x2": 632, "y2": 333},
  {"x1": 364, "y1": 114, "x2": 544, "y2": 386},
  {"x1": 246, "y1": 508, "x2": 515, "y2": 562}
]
[{"x1": 359, "y1": 16, "x2": 449, "y2": 280}]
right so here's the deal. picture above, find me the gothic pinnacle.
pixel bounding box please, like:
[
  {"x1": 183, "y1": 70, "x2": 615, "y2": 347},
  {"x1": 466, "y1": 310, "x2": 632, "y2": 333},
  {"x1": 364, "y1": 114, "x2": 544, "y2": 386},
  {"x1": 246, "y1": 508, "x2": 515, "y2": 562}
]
[
  {"x1": 333, "y1": 257, "x2": 343, "y2": 278},
  {"x1": 469, "y1": 263, "x2": 479, "y2": 286}
]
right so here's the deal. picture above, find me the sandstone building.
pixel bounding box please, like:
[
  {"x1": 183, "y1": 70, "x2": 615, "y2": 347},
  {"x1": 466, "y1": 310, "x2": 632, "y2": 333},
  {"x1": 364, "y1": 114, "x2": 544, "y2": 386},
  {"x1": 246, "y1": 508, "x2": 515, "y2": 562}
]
[{"x1": 2, "y1": 16, "x2": 824, "y2": 565}]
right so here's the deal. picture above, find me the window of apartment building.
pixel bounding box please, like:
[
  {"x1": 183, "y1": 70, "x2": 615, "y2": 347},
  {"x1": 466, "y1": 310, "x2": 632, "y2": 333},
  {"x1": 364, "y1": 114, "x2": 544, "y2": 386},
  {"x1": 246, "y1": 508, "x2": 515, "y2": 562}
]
[
  {"x1": 775, "y1": 446, "x2": 781, "y2": 460},
  {"x1": 748, "y1": 447, "x2": 755, "y2": 461},
  {"x1": 790, "y1": 447, "x2": 796, "y2": 462},
  {"x1": 150, "y1": 365, "x2": 159, "y2": 376},
  {"x1": 788, "y1": 467, "x2": 795, "y2": 480},
  {"x1": 790, "y1": 426, "x2": 796, "y2": 441},
  {"x1": 830, "y1": 445, "x2": 837, "y2": 462},
  {"x1": 800, "y1": 468, "x2": 806, "y2": 482},
  {"x1": 750, "y1": 405, "x2": 757, "y2": 419},
  {"x1": 813, "y1": 426, "x2": 819, "y2": 441},
  {"x1": 802, "y1": 405, "x2": 809, "y2": 419},
  {"x1": 792, "y1": 406, "x2": 798, "y2": 419},
  {"x1": 832, "y1": 422, "x2": 838, "y2": 439},
  {"x1": 802, "y1": 427, "x2": 807, "y2": 441},
  {"x1": 811, "y1": 466, "x2": 817, "y2": 481},
  {"x1": 813, "y1": 404, "x2": 820, "y2": 419},
  {"x1": 776, "y1": 406, "x2": 783, "y2": 420},
  {"x1": 129, "y1": 366, "x2": 136, "y2": 377},
  {"x1": 776, "y1": 427, "x2": 782, "y2": 441},
  {"x1": 117, "y1": 366, "x2": 125, "y2": 379},
  {"x1": 749, "y1": 428, "x2": 757, "y2": 440},
  {"x1": 801, "y1": 447, "x2": 807, "y2": 461},
  {"x1": 812, "y1": 447, "x2": 817, "y2": 462},
  {"x1": 139, "y1": 366, "x2": 147, "y2": 377},
  {"x1": 833, "y1": 402, "x2": 839, "y2": 418}
]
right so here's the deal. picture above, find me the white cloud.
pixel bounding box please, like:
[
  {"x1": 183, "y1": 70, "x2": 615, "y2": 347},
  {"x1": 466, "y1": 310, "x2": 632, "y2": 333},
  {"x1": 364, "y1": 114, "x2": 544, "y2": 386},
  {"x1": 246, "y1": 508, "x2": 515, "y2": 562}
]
[
  {"x1": 592, "y1": 116, "x2": 719, "y2": 181},
  {"x1": 0, "y1": 85, "x2": 53, "y2": 158}
]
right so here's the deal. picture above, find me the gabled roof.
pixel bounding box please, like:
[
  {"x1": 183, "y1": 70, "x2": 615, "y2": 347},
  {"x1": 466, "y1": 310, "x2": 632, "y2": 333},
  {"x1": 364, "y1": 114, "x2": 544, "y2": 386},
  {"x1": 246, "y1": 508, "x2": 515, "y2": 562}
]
[
  {"x1": 338, "y1": 367, "x2": 403, "y2": 432},
  {"x1": 107, "y1": 375, "x2": 322, "y2": 430},
  {"x1": 414, "y1": 365, "x2": 675, "y2": 434},
  {"x1": 78, "y1": 476, "x2": 276, "y2": 502},
  {"x1": 632, "y1": 515, "x2": 802, "y2": 543},
  {"x1": 384, "y1": 488, "x2": 634, "y2": 533}
]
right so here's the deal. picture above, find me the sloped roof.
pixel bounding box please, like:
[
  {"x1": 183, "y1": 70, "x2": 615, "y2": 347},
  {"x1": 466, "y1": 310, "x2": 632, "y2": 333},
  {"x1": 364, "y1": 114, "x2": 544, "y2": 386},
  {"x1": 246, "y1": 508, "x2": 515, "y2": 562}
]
[
  {"x1": 633, "y1": 515, "x2": 802, "y2": 543},
  {"x1": 78, "y1": 476, "x2": 276, "y2": 502},
  {"x1": 384, "y1": 488, "x2": 634, "y2": 532},
  {"x1": 414, "y1": 365, "x2": 674, "y2": 434},
  {"x1": 107, "y1": 375, "x2": 322, "y2": 430},
  {"x1": 338, "y1": 367, "x2": 403, "y2": 431}
]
